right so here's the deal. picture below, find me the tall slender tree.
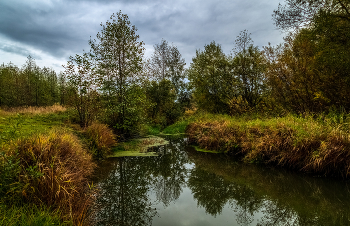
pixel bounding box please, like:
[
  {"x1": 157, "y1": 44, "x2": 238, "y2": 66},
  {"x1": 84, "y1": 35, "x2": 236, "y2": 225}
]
[{"x1": 89, "y1": 11, "x2": 145, "y2": 137}]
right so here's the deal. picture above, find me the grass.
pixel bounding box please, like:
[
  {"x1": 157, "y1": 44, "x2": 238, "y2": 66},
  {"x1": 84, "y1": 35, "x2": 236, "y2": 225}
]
[
  {"x1": 1, "y1": 104, "x2": 66, "y2": 115},
  {"x1": 161, "y1": 118, "x2": 191, "y2": 135},
  {"x1": 184, "y1": 112, "x2": 350, "y2": 177},
  {"x1": 0, "y1": 203, "x2": 70, "y2": 226},
  {"x1": 0, "y1": 105, "x2": 99, "y2": 225},
  {"x1": 84, "y1": 122, "x2": 117, "y2": 158},
  {"x1": 192, "y1": 145, "x2": 222, "y2": 154}
]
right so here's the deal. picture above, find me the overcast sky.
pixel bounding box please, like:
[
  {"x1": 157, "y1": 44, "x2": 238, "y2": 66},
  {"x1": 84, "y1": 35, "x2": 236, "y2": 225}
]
[{"x1": 0, "y1": 0, "x2": 285, "y2": 72}]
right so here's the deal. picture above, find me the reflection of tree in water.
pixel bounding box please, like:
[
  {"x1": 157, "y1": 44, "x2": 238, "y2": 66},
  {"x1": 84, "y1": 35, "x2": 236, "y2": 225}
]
[
  {"x1": 188, "y1": 164, "x2": 262, "y2": 225},
  {"x1": 93, "y1": 136, "x2": 189, "y2": 225},
  {"x1": 92, "y1": 136, "x2": 350, "y2": 226},
  {"x1": 230, "y1": 184, "x2": 262, "y2": 226},
  {"x1": 149, "y1": 138, "x2": 189, "y2": 207},
  {"x1": 94, "y1": 157, "x2": 157, "y2": 226},
  {"x1": 188, "y1": 166, "x2": 236, "y2": 216}
]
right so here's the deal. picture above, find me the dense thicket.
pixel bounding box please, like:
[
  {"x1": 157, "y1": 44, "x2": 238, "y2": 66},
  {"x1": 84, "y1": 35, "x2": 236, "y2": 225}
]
[{"x1": 0, "y1": 56, "x2": 63, "y2": 107}]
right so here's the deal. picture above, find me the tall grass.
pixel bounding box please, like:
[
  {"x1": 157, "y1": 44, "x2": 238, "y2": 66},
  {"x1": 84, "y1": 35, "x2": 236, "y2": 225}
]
[
  {"x1": 1, "y1": 104, "x2": 66, "y2": 115},
  {"x1": 186, "y1": 113, "x2": 350, "y2": 177},
  {"x1": 0, "y1": 203, "x2": 69, "y2": 226},
  {"x1": 2, "y1": 129, "x2": 96, "y2": 225},
  {"x1": 84, "y1": 122, "x2": 117, "y2": 158}
]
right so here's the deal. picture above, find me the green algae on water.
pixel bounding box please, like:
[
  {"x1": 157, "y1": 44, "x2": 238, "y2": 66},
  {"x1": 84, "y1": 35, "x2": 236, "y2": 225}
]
[{"x1": 109, "y1": 135, "x2": 169, "y2": 157}]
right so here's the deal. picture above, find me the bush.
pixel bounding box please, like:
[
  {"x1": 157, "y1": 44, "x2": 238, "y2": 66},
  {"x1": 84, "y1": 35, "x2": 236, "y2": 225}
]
[{"x1": 84, "y1": 122, "x2": 117, "y2": 158}]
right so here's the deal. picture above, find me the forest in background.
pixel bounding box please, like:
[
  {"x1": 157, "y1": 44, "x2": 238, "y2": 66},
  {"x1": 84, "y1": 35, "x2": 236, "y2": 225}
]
[{"x1": 1, "y1": 1, "x2": 350, "y2": 139}]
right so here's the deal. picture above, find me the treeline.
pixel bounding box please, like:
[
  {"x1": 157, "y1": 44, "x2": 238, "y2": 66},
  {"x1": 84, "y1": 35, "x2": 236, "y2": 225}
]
[
  {"x1": 1, "y1": 0, "x2": 349, "y2": 138},
  {"x1": 0, "y1": 57, "x2": 65, "y2": 107},
  {"x1": 189, "y1": 0, "x2": 350, "y2": 115}
]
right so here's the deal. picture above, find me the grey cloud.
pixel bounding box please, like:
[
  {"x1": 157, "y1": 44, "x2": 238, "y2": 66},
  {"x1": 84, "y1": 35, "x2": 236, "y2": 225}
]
[
  {"x1": 0, "y1": 0, "x2": 284, "y2": 70},
  {"x1": 0, "y1": 44, "x2": 42, "y2": 60}
]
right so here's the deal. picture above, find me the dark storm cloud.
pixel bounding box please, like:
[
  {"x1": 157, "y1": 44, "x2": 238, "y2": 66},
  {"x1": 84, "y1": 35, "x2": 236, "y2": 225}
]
[
  {"x1": 0, "y1": 0, "x2": 96, "y2": 57},
  {"x1": 0, "y1": 0, "x2": 284, "y2": 69}
]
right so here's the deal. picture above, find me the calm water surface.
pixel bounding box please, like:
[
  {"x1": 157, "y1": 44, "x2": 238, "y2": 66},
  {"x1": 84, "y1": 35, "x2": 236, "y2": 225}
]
[{"x1": 92, "y1": 136, "x2": 350, "y2": 226}]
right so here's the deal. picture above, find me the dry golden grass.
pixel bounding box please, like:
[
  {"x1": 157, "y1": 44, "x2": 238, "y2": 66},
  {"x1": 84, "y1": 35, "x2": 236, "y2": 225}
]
[
  {"x1": 1, "y1": 104, "x2": 66, "y2": 115},
  {"x1": 8, "y1": 129, "x2": 96, "y2": 225},
  {"x1": 186, "y1": 114, "x2": 350, "y2": 177},
  {"x1": 85, "y1": 122, "x2": 117, "y2": 157}
]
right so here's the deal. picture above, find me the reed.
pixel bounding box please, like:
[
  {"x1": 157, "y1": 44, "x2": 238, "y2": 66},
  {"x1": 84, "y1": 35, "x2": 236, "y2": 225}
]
[{"x1": 186, "y1": 113, "x2": 350, "y2": 177}]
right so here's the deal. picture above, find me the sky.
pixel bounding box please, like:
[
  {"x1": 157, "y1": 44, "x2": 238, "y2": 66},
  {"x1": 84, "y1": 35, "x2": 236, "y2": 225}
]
[{"x1": 0, "y1": 0, "x2": 285, "y2": 73}]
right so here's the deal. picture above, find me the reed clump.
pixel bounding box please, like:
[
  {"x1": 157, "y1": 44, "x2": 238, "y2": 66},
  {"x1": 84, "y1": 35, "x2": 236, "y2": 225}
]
[
  {"x1": 2, "y1": 129, "x2": 96, "y2": 225},
  {"x1": 84, "y1": 122, "x2": 117, "y2": 158},
  {"x1": 186, "y1": 114, "x2": 350, "y2": 177}
]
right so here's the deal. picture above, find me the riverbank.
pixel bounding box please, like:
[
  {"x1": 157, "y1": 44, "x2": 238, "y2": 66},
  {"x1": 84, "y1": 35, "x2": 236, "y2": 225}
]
[
  {"x1": 164, "y1": 113, "x2": 350, "y2": 178},
  {"x1": 0, "y1": 105, "x2": 116, "y2": 225}
]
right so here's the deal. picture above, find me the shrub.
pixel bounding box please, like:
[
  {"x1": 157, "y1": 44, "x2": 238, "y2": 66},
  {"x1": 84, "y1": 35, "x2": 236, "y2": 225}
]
[{"x1": 84, "y1": 122, "x2": 117, "y2": 158}]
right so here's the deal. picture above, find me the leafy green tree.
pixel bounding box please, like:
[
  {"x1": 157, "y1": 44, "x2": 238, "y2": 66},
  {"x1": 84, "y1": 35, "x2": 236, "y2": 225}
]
[
  {"x1": 0, "y1": 57, "x2": 60, "y2": 107},
  {"x1": 89, "y1": 11, "x2": 145, "y2": 137},
  {"x1": 231, "y1": 30, "x2": 267, "y2": 111},
  {"x1": 270, "y1": 0, "x2": 350, "y2": 112},
  {"x1": 64, "y1": 53, "x2": 100, "y2": 128},
  {"x1": 187, "y1": 41, "x2": 234, "y2": 114},
  {"x1": 146, "y1": 39, "x2": 188, "y2": 126}
]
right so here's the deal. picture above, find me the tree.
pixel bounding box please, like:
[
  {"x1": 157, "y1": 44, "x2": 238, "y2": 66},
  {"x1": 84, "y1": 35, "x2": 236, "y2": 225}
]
[
  {"x1": 64, "y1": 53, "x2": 99, "y2": 128},
  {"x1": 231, "y1": 31, "x2": 267, "y2": 111},
  {"x1": 89, "y1": 11, "x2": 145, "y2": 137},
  {"x1": 273, "y1": 0, "x2": 350, "y2": 31},
  {"x1": 146, "y1": 39, "x2": 188, "y2": 126},
  {"x1": 150, "y1": 39, "x2": 186, "y2": 93},
  {"x1": 271, "y1": 1, "x2": 350, "y2": 112},
  {"x1": 188, "y1": 41, "x2": 234, "y2": 114}
]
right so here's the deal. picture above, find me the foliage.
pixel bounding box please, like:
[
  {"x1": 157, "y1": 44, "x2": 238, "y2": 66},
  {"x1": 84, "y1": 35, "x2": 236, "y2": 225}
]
[
  {"x1": 273, "y1": 0, "x2": 350, "y2": 30},
  {"x1": 232, "y1": 30, "x2": 267, "y2": 111},
  {"x1": 64, "y1": 53, "x2": 100, "y2": 128},
  {"x1": 89, "y1": 11, "x2": 145, "y2": 138},
  {"x1": 0, "y1": 56, "x2": 62, "y2": 107},
  {"x1": 145, "y1": 39, "x2": 189, "y2": 128},
  {"x1": 0, "y1": 204, "x2": 70, "y2": 226},
  {"x1": 186, "y1": 113, "x2": 350, "y2": 177},
  {"x1": 188, "y1": 41, "x2": 234, "y2": 114},
  {"x1": 3, "y1": 129, "x2": 96, "y2": 224}
]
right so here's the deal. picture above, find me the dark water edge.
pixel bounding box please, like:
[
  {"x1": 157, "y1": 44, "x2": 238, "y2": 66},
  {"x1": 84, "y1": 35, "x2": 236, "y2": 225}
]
[{"x1": 91, "y1": 135, "x2": 350, "y2": 226}]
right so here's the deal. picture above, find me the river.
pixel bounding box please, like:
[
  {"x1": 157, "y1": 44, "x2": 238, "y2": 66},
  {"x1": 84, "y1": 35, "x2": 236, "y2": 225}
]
[{"x1": 91, "y1": 135, "x2": 350, "y2": 226}]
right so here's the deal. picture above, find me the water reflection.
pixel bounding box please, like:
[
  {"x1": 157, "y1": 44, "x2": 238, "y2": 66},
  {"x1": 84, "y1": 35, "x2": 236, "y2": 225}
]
[{"x1": 92, "y1": 136, "x2": 350, "y2": 226}]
